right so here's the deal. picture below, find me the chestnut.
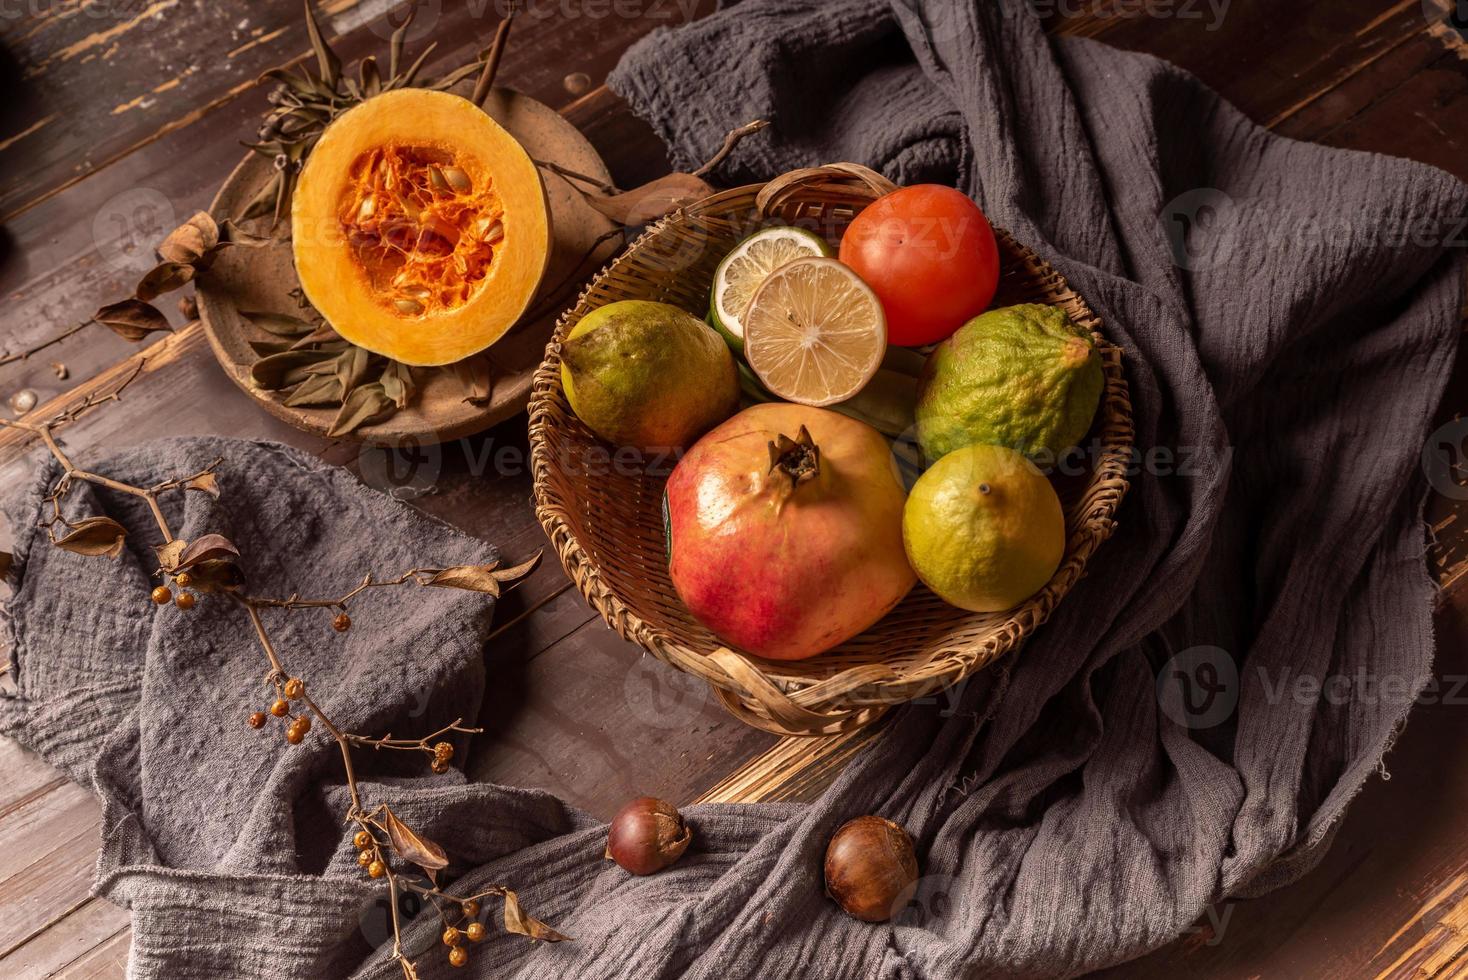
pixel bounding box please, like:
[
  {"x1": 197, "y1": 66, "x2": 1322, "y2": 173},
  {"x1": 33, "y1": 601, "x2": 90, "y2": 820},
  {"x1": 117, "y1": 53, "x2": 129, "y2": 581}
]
[
  {"x1": 605, "y1": 796, "x2": 692, "y2": 875},
  {"x1": 823, "y1": 815, "x2": 919, "y2": 922}
]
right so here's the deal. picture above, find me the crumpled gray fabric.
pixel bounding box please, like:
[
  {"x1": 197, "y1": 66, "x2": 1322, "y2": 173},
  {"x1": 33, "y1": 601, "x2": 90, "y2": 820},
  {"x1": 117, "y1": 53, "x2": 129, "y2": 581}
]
[{"x1": 4, "y1": 1, "x2": 1467, "y2": 977}]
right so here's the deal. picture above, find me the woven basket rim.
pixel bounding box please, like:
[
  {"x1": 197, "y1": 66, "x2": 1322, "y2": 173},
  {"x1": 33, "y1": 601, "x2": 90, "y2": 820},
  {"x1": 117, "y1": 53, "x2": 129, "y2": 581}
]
[{"x1": 529, "y1": 163, "x2": 1134, "y2": 737}]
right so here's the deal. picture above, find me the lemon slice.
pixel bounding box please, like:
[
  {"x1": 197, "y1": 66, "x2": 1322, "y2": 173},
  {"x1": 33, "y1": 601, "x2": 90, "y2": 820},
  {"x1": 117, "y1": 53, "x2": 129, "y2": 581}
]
[
  {"x1": 743, "y1": 257, "x2": 887, "y2": 407},
  {"x1": 709, "y1": 227, "x2": 832, "y2": 351}
]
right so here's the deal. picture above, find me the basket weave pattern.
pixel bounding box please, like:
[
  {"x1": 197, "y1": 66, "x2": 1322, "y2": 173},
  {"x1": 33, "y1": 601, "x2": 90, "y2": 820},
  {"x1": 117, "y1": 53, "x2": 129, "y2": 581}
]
[{"x1": 530, "y1": 164, "x2": 1134, "y2": 736}]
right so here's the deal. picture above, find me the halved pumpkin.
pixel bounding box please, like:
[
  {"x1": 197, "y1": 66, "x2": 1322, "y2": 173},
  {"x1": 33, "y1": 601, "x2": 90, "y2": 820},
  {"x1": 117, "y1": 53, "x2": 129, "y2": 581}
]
[{"x1": 291, "y1": 88, "x2": 550, "y2": 366}]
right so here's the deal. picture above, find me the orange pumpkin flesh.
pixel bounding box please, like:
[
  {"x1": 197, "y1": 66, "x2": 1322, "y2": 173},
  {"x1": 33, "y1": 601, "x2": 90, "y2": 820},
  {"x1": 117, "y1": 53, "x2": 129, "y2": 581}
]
[{"x1": 292, "y1": 89, "x2": 550, "y2": 366}]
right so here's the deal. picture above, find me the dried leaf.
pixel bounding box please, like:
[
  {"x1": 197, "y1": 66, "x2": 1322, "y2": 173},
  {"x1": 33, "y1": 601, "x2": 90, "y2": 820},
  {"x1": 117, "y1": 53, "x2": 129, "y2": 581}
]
[
  {"x1": 426, "y1": 554, "x2": 541, "y2": 596},
  {"x1": 380, "y1": 361, "x2": 416, "y2": 409},
  {"x1": 251, "y1": 349, "x2": 336, "y2": 390},
  {"x1": 502, "y1": 889, "x2": 571, "y2": 943},
  {"x1": 258, "y1": 66, "x2": 319, "y2": 99},
  {"x1": 154, "y1": 538, "x2": 187, "y2": 571},
  {"x1": 187, "y1": 558, "x2": 245, "y2": 594},
  {"x1": 0, "y1": 550, "x2": 13, "y2": 582},
  {"x1": 428, "y1": 59, "x2": 485, "y2": 93},
  {"x1": 240, "y1": 172, "x2": 283, "y2": 221},
  {"x1": 290, "y1": 323, "x2": 342, "y2": 349},
  {"x1": 388, "y1": 6, "x2": 416, "y2": 78},
  {"x1": 218, "y1": 220, "x2": 277, "y2": 248},
  {"x1": 176, "y1": 533, "x2": 240, "y2": 570},
  {"x1": 397, "y1": 41, "x2": 438, "y2": 89},
  {"x1": 381, "y1": 806, "x2": 449, "y2": 873},
  {"x1": 250, "y1": 339, "x2": 293, "y2": 357},
  {"x1": 95, "y1": 299, "x2": 171, "y2": 342},
  {"x1": 303, "y1": 0, "x2": 341, "y2": 87},
  {"x1": 54, "y1": 517, "x2": 127, "y2": 559},
  {"x1": 157, "y1": 212, "x2": 220, "y2": 265},
  {"x1": 488, "y1": 552, "x2": 542, "y2": 585},
  {"x1": 283, "y1": 373, "x2": 343, "y2": 407},
  {"x1": 360, "y1": 55, "x2": 381, "y2": 97},
  {"x1": 450, "y1": 356, "x2": 492, "y2": 405},
  {"x1": 429, "y1": 565, "x2": 500, "y2": 598},
  {"x1": 241, "y1": 310, "x2": 315, "y2": 337},
  {"x1": 584, "y1": 173, "x2": 715, "y2": 226},
  {"x1": 135, "y1": 261, "x2": 197, "y2": 302},
  {"x1": 185, "y1": 473, "x2": 220, "y2": 498},
  {"x1": 335, "y1": 345, "x2": 372, "y2": 394},
  {"x1": 329, "y1": 383, "x2": 395, "y2": 436}
]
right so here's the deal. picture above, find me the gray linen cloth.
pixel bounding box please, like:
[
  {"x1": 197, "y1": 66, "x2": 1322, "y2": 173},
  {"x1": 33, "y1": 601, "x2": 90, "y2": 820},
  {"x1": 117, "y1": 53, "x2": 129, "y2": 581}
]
[{"x1": 5, "y1": 0, "x2": 1468, "y2": 976}]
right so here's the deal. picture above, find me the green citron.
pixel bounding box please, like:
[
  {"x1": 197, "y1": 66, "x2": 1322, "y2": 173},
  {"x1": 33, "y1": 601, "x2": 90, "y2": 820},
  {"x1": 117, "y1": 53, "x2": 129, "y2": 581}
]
[
  {"x1": 915, "y1": 303, "x2": 1103, "y2": 462},
  {"x1": 561, "y1": 300, "x2": 740, "y2": 452},
  {"x1": 902, "y1": 443, "x2": 1064, "y2": 613}
]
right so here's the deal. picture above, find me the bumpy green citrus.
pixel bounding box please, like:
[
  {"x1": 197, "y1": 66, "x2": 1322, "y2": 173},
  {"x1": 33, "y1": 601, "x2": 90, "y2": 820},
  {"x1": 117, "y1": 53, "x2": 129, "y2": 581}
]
[
  {"x1": 561, "y1": 300, "x2": 739, "y2": 451},
  {"x1": 915, "y1": 303, "x2": 1103, "y2": 462},
  {"x1": 902, "y1": 443, "x2": 1064, "y2": 612}
]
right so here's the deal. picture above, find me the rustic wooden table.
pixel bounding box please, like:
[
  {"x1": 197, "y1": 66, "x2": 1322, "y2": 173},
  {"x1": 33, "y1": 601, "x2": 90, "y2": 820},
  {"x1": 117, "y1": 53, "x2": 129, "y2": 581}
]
[{"x1": 2, "y1": 1, "x2": 1467, "y2": 977}]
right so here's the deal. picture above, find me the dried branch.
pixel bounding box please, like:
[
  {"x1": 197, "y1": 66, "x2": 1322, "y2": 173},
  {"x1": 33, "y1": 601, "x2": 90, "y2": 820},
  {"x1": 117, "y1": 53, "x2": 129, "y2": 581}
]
[
  {"x1": 692, "y1": 119, "x2": 770, "y2": 178},
  {"x1": 0, "y1": 319, "x2": 94, "y2": 369},
  {"x1": 2, "y1": 380, "x2": 562, "y2": 972},
  {"x1": 472, "y1": 2, "x2": 519, "y2": 107}
]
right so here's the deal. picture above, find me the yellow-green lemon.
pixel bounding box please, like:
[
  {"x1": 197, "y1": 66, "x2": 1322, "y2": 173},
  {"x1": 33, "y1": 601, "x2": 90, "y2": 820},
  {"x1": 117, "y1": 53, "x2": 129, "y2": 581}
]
[
  {"x1": 902, "y1": 444, "x2": 1064, "y2": 612},
  {"x1": 915, "y1": 303, "x2": 1103, "y2": 462},
  {"x1": 561, "y1": 300, "x2": 739, "y2": 452}
]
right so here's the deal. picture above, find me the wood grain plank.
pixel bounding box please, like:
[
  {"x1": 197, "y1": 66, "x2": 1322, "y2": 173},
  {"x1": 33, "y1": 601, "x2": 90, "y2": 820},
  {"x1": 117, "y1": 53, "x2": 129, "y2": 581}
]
[
  {"x1": 0, "y1": 898, "x2": 129, "y2": 980},
  {"x1": 0, "y1": 0, "x2": 713, "y2": 220}
]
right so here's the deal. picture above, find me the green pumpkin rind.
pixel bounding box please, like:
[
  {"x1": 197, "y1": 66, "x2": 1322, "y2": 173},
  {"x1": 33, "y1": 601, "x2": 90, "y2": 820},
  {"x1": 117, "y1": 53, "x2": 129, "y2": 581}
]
[{"x1": 915, "y1": 303, "x2": 1104, "y2": 463}]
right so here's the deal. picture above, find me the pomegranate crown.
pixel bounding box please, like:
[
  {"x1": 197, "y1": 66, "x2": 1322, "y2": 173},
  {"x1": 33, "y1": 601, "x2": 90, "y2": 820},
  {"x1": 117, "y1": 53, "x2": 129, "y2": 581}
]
[{"x1": 767, "y1": 425, "x2": 821, "y2": 489}]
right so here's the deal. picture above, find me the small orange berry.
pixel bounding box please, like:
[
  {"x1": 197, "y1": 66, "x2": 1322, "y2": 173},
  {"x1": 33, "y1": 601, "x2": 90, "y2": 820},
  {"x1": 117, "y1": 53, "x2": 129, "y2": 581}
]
[
  {"x1": 248, "y1": 711, "x2": 267, "y2": 729},
  {"x1": 448, "y1": 946, "x2": 468, "y2": 968},
  {"x1": 442, "y1": 926, "x2": 461, "y2": 947},
  {"x1": 430, "y1": 759, "x2": 449, "y2": 775},
  {"x1": 284, "y1": 677, "x2": 304, "y2": 700},
  {"x1": 357, "y1": 849, "x2": 373, "y2": 868},
  {"x1": 462, "y1": 900, "x2": 480, "y2": 919},
  {"x1": 270, "y1": 698, "x2": 289, "y2": 717},
  {"x1": 433, "y1": 742, "x2": 454, "y2": 762},
  {"x1": 367, "y1": 859, "x2": 386, "y2": 878},
  {"x1": 175, "y1": 572, "x2": 192, "y2": 588},
  {"x1": 151, "y1": 585, "x2": 172, "y2": 605},
  {"x1": 175, "y1": 592, "x2": 196, "y2": 610},
  {"x1": 332, "y1": 612, "x2": 351, "y2": 633},
  {"x1": 465, "y1": 922, "x2": 485, "y2": 942},
  {"x1": 285, "y1": 725, "x2": 305, "y2": 745},
  {"x1": 353, "y1": 829, "x2": 373, "y2": 850}
]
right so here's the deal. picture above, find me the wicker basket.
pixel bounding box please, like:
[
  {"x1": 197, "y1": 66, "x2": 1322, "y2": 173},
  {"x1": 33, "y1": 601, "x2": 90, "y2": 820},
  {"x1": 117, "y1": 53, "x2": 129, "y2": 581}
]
[{"x1": 530, "y1": 164, "x2": 1133, "y2": 737}]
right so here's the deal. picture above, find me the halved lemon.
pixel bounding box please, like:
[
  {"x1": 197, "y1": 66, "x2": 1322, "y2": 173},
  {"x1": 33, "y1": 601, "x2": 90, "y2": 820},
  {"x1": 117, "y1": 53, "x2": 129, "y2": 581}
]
[
  {"x1": 743, "y1": 257, "x2": 887, "y2": 407},
  {"x1": 709, "y1": 227, "x2": 832, "y2": 352}
]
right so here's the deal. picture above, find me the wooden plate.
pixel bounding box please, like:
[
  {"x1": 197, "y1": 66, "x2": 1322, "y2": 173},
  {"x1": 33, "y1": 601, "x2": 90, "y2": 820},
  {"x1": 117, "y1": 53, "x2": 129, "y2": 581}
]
[{"x1": 197, "y1": 86, "x2": 620, "y2": 445}]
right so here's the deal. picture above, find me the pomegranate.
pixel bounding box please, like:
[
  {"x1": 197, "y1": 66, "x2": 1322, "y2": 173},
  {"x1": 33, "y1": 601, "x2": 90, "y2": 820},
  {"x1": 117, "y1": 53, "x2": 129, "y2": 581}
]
[{"x1": 664, "y1": 403, "x2": 915, "y2": 661}]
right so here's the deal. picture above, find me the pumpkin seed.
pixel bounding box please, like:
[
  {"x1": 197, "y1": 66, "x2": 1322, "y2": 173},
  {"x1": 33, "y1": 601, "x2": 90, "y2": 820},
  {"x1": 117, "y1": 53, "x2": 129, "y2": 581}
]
[
  {"x1": 429, "y1": 166, "x2": 449, "y2": 192},
  {"x1": 358, "y1": 196, "x2": 376, "y2": 221},
  {"x1": 480, "y1": 219, "x2": 504, "y2": 243},
  {"x1": 442, "y1": 166, "x2": 471, "y2": 192},
  {"x1": 394, "y1": 297, "x2": 426, "y2": 316}
]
